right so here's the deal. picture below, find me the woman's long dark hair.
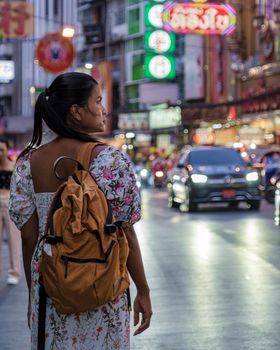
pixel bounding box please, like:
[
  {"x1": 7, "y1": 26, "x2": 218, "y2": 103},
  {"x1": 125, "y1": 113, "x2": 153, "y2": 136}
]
[{"x1": 20, "y1": 72, "x2": 99, "y2": 157}]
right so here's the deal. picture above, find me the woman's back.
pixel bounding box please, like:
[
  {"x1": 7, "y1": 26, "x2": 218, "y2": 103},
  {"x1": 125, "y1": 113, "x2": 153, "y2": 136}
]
[{"x1": 30, "y1": 138, "x2": 85, "y2": 193}]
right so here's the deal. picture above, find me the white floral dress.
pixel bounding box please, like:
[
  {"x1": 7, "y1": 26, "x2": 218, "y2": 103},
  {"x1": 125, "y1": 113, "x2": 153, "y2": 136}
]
[{"x1": 9, "y1": 146, "x2": 141, "y2": 350}]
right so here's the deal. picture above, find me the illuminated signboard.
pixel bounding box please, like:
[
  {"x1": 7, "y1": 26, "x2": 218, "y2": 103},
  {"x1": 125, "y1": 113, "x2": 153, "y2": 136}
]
[
  {"x1": 162, "y1": 2, "x2": 237, "y2": 36},
  {"x1": 0, "y1": 60, "x2": 15, "y2": 83},
  {"x1": 144, "y1": 54, "x2": 176, "y2": 80},
  {"x1": 145, "y1": 4, "x2": 164, "y2": 28},
  {"x1": 0, "y1": 2, "x2": 34, "y2": 38},
  {"x1": 144, "y1": 30, "x2": 175, "y2": 53},
  {"x1": 149, "y1": 105, "x2": 181, "y2": 129}
]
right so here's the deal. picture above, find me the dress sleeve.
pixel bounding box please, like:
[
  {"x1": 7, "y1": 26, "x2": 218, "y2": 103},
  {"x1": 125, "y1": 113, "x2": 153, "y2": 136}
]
[
  {"x1": 9, "y1": 152, "x2": 36, "y2": 230},
  {"x1": 89, "y1": 146, "x2": 141, "y2": 225}
]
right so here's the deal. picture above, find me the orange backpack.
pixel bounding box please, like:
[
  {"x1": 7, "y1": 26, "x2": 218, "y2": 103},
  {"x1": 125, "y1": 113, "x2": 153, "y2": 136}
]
[{"x1": 39, "y1": 143, "x2": 130, "y2": 314}]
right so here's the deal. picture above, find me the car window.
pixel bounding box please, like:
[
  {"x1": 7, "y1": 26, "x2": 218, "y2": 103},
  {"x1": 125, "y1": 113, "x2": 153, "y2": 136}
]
[{"x1": 189, "y1": 149, "x2": 245, "y2": 166}]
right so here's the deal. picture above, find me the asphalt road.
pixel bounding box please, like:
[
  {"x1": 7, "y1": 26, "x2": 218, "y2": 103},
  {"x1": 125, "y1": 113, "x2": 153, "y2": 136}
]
[{"x1": 0, "y1": 189, "x2": 280, "y2": 350}]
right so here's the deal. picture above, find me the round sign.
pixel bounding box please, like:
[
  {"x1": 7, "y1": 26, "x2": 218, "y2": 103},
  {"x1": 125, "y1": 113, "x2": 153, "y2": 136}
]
[
  {"x1": 148, "y1": 5, "x2": 164, "y2": 28},
  {"x1": 148, "y1": 55, "x2": 172, "y2": 79},
  {"x1": 36, "y1": 33, "x2": 75, "y2": 74},
  {"x1": 148, "y1": 30, "x2": 172, "y2": 53}
]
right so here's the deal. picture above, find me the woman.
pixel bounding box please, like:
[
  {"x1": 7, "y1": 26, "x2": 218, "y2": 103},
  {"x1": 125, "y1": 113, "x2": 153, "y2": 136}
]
[
  {"x1": 9, "y1": 72, "x2": 152, "y2": 349},
  {"x1": 0, "y1": 137, "x2": 21, "y2": 285}
]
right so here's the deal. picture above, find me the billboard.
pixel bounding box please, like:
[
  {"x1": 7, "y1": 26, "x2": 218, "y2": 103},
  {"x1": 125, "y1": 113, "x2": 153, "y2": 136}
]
[
  {"x1": 162, "y1": 2, "x2": 236, "y2": 36},
  {"x1": 0, "y1": 2, "x2": 34, "y2": 38}
]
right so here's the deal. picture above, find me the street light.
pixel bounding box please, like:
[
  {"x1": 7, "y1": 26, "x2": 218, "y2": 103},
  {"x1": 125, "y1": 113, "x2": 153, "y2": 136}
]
[{"x1": 62, "y1": 25, "x2": 75, "y2": 38}]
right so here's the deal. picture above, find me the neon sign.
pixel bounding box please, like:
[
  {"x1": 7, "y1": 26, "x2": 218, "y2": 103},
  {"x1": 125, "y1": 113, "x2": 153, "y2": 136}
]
[{"x1": 162, "y1": 2, "x2": 236, "y2": 36}]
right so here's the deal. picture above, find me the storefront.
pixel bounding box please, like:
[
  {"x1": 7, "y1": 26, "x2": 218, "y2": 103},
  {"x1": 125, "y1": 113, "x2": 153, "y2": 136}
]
[{"x1": 237, "y1": 62, "x2": 280, "y2": 145}]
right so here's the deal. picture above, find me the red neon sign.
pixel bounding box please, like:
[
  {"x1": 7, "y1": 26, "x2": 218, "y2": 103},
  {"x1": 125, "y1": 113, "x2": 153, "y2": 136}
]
[{"x1": 162, "y1": 2, "x2": 236, "y2": 36}]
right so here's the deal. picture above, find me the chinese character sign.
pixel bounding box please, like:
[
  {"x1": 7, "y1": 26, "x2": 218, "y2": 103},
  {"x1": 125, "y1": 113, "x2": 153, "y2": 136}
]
[
  {"x1": 162, "y1": 2, "x2": 236, "y2": 36},
  {"x1": 0, "y1": 1, "x2": 34, "y2": 38}
]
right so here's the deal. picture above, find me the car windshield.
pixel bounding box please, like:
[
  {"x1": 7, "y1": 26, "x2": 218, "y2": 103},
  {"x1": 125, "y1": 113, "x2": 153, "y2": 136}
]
[{"x1": 189, "y1": 149, "x2": 245, "y2": 166}]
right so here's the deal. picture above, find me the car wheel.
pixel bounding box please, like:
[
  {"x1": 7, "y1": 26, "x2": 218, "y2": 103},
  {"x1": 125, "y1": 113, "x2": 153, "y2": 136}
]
[
  {"x1": 179, "y1": 188, "x2": 197, "y2": 213},
  {"x1": 248, "y1": 200, "x2": 261, "y2": 210}
]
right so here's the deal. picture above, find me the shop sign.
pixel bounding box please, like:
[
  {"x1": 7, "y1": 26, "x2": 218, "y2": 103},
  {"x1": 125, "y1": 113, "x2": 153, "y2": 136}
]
[
  {"x1": 149, "y1": 106, "x2": 181, "y2": 129},
  {"x1": 144, "y1": 29, "x2": 175, "y2": 53},
  {"x1": 145, "y1": 4, "x2": 164, "y2": 28},
  {"x1": 0, "y1": 2, "x2": 34, "y2": 38},
  {"x1": 0, "y1": 60, "x2": 14, "y2": 83},
  {"x1": 118, "y1": 112, "x2": 149, "y2": 130},
  {"x1": 36, "y1": 33, "x2": 75, "y2": 74},
  {"x1": 162, "y1": 2, "x2": 237, "y2": 36},
  {"x1": 144, "y1": 54, "x2": 176, "y2": 80}
]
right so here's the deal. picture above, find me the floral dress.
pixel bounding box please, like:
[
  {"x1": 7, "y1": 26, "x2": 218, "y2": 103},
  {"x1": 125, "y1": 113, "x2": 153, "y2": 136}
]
[{"x1": 9, "y1": 146, "x2": 141, "y2": 350}]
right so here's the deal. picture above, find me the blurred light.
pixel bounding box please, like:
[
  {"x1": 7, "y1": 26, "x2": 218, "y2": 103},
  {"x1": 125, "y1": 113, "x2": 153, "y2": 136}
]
[
  {"x1": 85, "y1": 63, "x2": 93, "y2": 69},
  {"x1": 62, "y1": 26, "x2": 75, "y2": 38},
  {"x1": 126, "y1": 132, "x2": 135, "y2": 139},
  {"x1": 34, "y1": 59, "x2": 39, "y2": 64},
  {"x1": 264, "y1": 134, "x2": 274, "y2": 139},
  {"x1": 155, "y1": 171, "x2": 164, "y2": 178},
  {"x1": 233, "y1": 142, "x2": 243, "y2": 148},
  {"x1": 271, "y1": 176, "x2": 277, "y2": 185},
  {"x1": 140, "y1": 169, "x2": 148, "y2": 178},
  {"x1": 250, "y1": 143, "x2": 257, "y2": 149},
  {"x1": 183, "y1": 129, "x2": 189, "y2": 134},
  {"x1": 128, "y1": 144, "x2": 134, "y2": 150},
  {"x1": 241, "y1": 151, "x2": 248, "y2": 158},
  {"x1": 173, "y1": 174, "x2": 180, "y2": 181},
  {"x1": 30, "y1": 86, "x2": 35, "y2": 93},
  {"x1": 246, "y1": 172, "x2": 258, "y2": 182},
  {"x1": 212, "y1": 123, "x2": 222, "y2": 129},
  {"x1": 191, "y1": 174, "x2": 208, "y2": 183},
  {"x1": 122, "y1": 144, "x2": 128, "y2": 150}
]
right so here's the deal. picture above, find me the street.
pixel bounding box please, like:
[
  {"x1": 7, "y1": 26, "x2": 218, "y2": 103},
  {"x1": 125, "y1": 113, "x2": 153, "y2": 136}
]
[{"x1": 1, "y1": 188, "x2": 280, "y2": 350}]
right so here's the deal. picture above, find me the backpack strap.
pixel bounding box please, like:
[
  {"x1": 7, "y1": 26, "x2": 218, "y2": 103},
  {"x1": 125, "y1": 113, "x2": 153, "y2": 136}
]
[{"x1": 77, "y1": 142, "x2": 107, "y2": 170}]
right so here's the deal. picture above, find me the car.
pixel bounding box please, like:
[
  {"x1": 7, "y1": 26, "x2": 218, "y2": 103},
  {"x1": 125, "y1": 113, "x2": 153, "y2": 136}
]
[
  {"x1": 272, "y1": 171, "x2": 280, "y2": 225},
  {"x1": 167, "y1": 146, "x2": 262, "y2": 212}
]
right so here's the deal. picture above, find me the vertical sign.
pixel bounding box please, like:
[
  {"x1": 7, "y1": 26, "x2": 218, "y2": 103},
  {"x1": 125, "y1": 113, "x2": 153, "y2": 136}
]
[{"x1": 185, "y1": 35, "x2": 205, "y2": 100}]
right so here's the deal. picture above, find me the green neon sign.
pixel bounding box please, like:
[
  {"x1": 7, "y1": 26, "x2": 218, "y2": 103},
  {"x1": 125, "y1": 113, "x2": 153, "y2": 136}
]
[
  {"x1": 144, "y1": 30, "x2": 175, "y2": 53},
  {"x1": 144, "y1": 4, "x2": 164, "y2": 28},
  {"x1": 144, "y1": 54, "x2": 176, "y2": 80}
]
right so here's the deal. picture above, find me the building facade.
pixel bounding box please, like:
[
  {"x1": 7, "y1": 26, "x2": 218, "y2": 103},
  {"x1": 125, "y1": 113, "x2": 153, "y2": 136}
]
[{"x1": 0, "y1": 0, "x2": 77, "y2": 148}]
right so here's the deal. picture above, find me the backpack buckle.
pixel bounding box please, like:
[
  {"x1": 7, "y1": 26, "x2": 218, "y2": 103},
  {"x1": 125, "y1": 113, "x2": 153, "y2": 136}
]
[{"x1": 104, "y1": 224, "x2": 116, "y2": 235}]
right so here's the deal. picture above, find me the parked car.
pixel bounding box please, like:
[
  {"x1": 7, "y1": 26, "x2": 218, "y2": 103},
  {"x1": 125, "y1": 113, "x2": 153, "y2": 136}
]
[
  {"x1": 259, "y1": 150, "x2": 280, "y2": 204},
  {"x1": 167, "y1": 146, "x2": 262, "y2": 212},
  {"x1": 271, "y1": 170, "x2": 280, "y2": 225}
]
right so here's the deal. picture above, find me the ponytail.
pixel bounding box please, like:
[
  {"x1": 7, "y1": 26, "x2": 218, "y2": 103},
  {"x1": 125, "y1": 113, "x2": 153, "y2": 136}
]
[{"x1": 18, "y1": 92, "x2": 45, "y2": 158}]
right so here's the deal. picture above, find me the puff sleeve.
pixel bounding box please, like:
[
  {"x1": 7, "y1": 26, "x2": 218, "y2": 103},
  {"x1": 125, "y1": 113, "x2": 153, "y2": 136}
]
[
  {"x1": 9, "y1": 152, "x2": 36, "y2": 230},
  {"x1": 89, "y1": 146, "x2": 141, "y2": 225}
]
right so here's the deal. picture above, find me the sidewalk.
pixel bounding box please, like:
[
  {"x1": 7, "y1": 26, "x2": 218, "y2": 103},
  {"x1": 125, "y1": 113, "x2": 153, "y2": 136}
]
[
  {"x1": 0, "y1": 241, "x2": 147, "y2": 350},
  {"x1": 0, "y1": 241, "x2": 30, "y2": 350}
]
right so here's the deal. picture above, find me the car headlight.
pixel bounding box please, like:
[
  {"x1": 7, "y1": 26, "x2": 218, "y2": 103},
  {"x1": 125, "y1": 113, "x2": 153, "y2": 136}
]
[
  {"x1": 191, "y1": 174, "x2": 208, "y2": 183},
  {"x1": 155, "y1": 171, "x2": 164, "y2": 178},
  {"x1": 140, "y1": 169, "x2": 148, "y2": 178},
  {"x1": 246, "y1": 171, "x2": 259, "y2": 182}
]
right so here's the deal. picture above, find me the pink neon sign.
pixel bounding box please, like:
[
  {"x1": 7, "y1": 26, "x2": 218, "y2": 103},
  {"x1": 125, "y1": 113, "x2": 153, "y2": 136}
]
[{"x1": 162, "y1": 2, "x2": 237, "y2": 36}]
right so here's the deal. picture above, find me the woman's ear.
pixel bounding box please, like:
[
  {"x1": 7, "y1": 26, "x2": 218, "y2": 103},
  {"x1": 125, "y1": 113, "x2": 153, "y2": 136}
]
[{"x1": 70, "y1": 104, "x2": 82, "y2": 121}]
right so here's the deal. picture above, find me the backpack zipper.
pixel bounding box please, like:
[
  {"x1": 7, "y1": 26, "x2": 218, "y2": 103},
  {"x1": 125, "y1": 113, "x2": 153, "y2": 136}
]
[{"x1": 61, "y1": 248, "x2": 116, "y2": 278}]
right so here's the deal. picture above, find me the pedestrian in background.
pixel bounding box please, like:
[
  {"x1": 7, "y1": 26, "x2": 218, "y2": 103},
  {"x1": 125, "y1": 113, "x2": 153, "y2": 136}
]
[
  {"x1": 9, "y1": 72, "x2": 152, "y2": 349},
  {"x1": 0, "y1": 137, "x2": 21, "y2": 285}
]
